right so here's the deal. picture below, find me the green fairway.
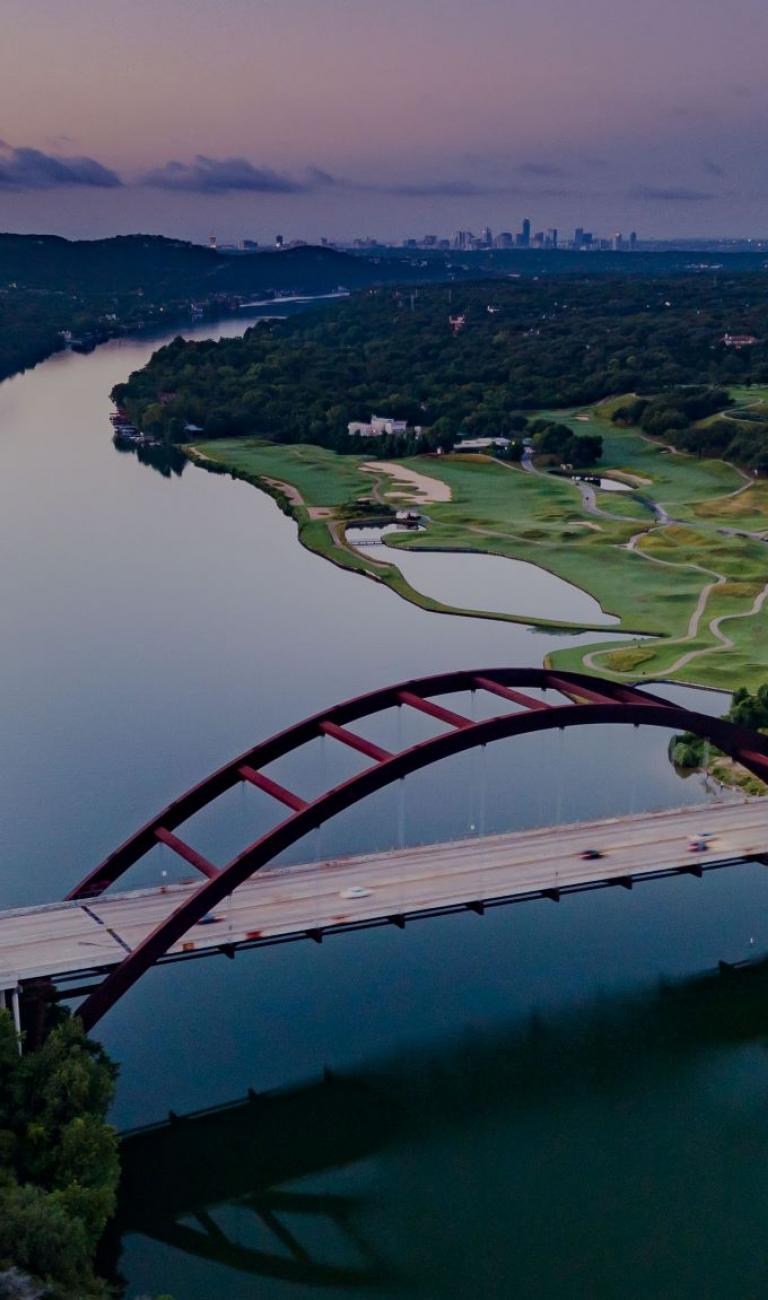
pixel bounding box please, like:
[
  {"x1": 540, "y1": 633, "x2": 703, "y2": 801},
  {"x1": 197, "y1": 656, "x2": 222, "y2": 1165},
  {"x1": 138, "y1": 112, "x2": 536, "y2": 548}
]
[
  {"x1": 194, "y1": 439, "x2": 372, "y2": 507},
  {"x1": 192, "y1": 396, "x2": 768, "y2": 690}
]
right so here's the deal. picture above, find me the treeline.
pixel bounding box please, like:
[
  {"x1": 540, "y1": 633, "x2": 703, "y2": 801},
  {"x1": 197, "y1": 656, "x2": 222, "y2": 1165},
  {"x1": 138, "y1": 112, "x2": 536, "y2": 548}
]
[
  {"x1": 0, "y1": 1013, "x2": 119, "y2": 1298},
  {"x1": 0, "y1": 234, "x2": 454, "y2": 388},
  {"x1": 529, "y1": 420, "x2": 603, "y2": 467},
  {"x1": 671, "y1": 685, "x2": 768, "y2": 770},
  {"x1": 0, "y1": 234, "x2": 463, "y2": 302},
  {"x1": 0, "y1": 295, "x2": 69, "y2": 383},
  {"x1": 113, "y1": 273, "x2": 768, "y2": 453},
  {"x1": 613, "y1": 388, "x2": 768, "y2": 471}
]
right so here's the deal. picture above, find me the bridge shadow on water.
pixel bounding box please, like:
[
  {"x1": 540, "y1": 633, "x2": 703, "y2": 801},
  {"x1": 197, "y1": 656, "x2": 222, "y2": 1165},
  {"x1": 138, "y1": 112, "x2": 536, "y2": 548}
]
[{"x1": 106, "y1": 957, "x2": 768, "y2": 1295}]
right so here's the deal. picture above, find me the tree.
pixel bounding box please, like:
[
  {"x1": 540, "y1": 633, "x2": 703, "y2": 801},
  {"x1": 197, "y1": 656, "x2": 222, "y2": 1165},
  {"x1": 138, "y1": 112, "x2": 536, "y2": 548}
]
[
  {"x1": 0, "y1": 1013, "x2": 119, "y2": 1297},
  {"x1": 567, "y1": 433, "x2": 603, "y2": 467}
]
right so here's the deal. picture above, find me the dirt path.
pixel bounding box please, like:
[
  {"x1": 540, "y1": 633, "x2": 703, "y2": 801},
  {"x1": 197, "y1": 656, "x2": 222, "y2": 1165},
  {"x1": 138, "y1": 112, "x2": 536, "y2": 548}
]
[
  {"x1": 582, "y1": 522, "x2": 768, "y2": 678},
  {"x1": 261, "y1": 476, "x2": 333, "y2": 519},
  {"x1": 519, "y1": 450, "x2": 642, "y2": 524}
]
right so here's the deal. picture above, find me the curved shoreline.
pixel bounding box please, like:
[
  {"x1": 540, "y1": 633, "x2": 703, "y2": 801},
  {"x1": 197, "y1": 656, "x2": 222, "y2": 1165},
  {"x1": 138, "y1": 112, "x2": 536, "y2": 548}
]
[
  {"x1": 185, "y1": 416, "x2": 768, "y2": 692},
  {"x1": 185, "y1": 451, "x2": 639, "y2": 636}
]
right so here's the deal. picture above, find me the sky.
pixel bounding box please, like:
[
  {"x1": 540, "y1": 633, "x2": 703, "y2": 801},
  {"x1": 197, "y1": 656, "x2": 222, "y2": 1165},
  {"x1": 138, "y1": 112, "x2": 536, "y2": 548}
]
[{"x1": 1, "y1": 0, "x2": 766, "y2": 244}]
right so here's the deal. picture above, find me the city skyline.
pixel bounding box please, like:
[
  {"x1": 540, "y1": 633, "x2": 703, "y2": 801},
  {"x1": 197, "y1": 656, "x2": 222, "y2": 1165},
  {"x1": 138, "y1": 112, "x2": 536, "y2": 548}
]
[{"x1": 2, "y1": 0, "x2": 768, "y2": 241}]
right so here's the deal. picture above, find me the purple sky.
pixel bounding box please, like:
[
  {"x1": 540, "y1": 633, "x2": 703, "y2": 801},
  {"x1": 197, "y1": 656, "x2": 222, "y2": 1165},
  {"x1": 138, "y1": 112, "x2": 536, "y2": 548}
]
[{"x1": 1, "y1": 0, "x2": 766, "y2": 242}]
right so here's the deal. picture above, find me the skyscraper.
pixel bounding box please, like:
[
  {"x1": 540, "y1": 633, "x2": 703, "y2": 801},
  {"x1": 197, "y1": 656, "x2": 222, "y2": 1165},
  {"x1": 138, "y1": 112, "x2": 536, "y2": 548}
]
[{"x1": 520, "y1": 218, "x2": 531, "y2": 248}]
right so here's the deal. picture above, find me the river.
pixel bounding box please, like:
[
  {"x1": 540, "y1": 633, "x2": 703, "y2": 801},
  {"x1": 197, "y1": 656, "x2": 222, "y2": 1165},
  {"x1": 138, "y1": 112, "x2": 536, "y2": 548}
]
[{"x1": 1, "y1": 315, "x2": 767, "y2": 1299}]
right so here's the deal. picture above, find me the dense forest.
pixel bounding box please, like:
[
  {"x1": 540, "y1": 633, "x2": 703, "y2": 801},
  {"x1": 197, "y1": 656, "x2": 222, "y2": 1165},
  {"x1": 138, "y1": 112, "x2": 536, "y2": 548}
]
[
  {"x1": 0, "y1": 1013, "x2": 119, "y2": 1298},
  {"x1": 114, "y1": 272, "x2": 768, "y2": 456},
  {"x1": 611, "y1": 388, "x2": 768, "y2": 471},
  {"x1": 0, "y1": 234, "x2": 452, "y2": 384}
]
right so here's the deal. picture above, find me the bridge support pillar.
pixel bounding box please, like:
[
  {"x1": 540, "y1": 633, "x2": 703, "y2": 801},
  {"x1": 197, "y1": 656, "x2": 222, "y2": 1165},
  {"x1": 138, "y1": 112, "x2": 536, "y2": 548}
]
[
  {"x1": 1, "y1": 986, "x2": 23, "y2": 1053},
  {"x1": 19, "y1": 978, "x2": 56, "y2": 1051},
  {"x1": 10, "y1": 987, "x2": 21, "y2": 1045}
]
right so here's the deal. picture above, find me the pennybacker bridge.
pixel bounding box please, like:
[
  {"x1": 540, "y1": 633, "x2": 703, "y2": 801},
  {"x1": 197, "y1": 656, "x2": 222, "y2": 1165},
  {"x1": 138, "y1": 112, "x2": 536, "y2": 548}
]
[{"x1": 3, "y1": 667, "x2": 768, "y2": 1044}]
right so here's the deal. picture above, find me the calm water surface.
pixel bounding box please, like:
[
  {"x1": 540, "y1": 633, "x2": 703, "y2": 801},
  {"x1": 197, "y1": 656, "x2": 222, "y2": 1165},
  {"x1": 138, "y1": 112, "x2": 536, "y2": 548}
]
[
  {"x1": 355, "y1": 539, "x2": 618, "y2": 624},
  {"x1": 2, "y1": 319, "x2": 767, "y2": 1299}
]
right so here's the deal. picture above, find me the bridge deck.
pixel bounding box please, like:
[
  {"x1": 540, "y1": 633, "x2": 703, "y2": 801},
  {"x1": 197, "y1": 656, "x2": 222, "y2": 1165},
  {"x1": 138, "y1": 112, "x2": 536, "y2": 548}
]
[{"x1": 1, "y1": 799, "x2": 766, "y2": 990}]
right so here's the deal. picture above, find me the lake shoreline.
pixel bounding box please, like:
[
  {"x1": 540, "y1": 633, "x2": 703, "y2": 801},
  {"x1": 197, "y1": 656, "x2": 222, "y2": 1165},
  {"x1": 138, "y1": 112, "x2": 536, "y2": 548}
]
[{"x1": 185, "y1": 447, "x2": 635, "y2": 636}]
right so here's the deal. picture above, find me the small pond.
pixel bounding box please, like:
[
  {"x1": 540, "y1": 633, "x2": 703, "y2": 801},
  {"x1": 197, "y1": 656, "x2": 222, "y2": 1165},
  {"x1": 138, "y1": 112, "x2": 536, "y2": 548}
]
[{"x1": 346, "y1": 527, "x2": 618, "y2": 625}]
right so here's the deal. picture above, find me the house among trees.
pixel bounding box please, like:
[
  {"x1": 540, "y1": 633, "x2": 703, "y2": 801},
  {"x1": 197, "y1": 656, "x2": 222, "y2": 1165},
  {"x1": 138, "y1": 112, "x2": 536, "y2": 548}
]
[
  {"x1": 347, "y1": 413, "x2": 420, "y2": 438},
  {"x1": 723, "y1": 333, "x2": 758, "y2": 348}
]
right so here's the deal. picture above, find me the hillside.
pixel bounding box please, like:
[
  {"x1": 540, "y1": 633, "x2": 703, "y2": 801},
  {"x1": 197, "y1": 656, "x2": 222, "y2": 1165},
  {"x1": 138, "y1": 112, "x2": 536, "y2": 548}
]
[{"x1": 0, "y1": 234, "x2": 432, "y2": 300}]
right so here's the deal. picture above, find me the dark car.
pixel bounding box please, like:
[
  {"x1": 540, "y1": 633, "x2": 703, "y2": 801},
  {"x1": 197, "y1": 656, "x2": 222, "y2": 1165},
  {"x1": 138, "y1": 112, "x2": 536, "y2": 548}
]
[{"x1": 579, "y1": 848, "x2": 604, "y2": 860}]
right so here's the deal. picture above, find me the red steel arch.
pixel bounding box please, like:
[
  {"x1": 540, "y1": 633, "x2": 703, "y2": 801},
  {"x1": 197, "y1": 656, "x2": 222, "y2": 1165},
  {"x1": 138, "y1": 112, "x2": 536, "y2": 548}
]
[{"x1": 73, "y1": 669, "x2": 768, "y2": 1030}]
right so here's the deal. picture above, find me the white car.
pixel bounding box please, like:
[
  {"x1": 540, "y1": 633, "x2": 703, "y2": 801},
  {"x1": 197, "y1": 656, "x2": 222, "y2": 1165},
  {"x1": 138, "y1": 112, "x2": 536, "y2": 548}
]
[{"x1": 340, "y1": 885, "x2": 372, "y2": 899}]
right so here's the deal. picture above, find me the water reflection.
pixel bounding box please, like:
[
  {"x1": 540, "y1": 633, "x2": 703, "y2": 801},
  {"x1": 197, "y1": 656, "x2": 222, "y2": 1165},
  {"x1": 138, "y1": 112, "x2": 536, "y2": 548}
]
[
  {"x1": 111, "y1": 956, "x2": 768, "y2": 1298},
  {"x1": 112, "y1": 438, "x2": 188, "y2": 478},
  {"x1": 111, "y1": 1074, "x2": 395, "y2": 1289}
]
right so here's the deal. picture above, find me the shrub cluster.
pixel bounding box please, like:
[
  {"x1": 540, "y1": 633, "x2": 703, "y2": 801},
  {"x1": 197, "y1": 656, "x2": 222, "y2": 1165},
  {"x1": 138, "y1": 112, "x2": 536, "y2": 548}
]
[{"x1": 0, "y1": 1014, "x2": 119, "y2": 1298}]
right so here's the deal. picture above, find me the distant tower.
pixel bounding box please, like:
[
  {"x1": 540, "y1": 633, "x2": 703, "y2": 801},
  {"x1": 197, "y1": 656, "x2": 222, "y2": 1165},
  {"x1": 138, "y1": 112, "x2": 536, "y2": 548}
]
[
  {"x1": 275, "y1": 234, "x2": 284, "y2": 249},
  {"x1": 520, "y1": 218, "x2": 531, "y2": 248},
  {"x1": 208, "y1": 233, "x2": 217, "y2": 249},
  {"x1": 629, "y1": 231, "x2": 638, "y2": 251}
]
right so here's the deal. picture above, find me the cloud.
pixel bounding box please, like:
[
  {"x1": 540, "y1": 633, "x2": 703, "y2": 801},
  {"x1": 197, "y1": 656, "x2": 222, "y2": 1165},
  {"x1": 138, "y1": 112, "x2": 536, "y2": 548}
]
[
  {"x1": 142, "y1": 155, "x2": 308, "y2": 193},
  {"x1": 515, "y1": 161, "x2": 564, "y2": 177},
  {"x1": 0, "y1": 144, "x2": 121, "y2": 189},
  {"x1": 375, "y1": 177, "x2": 575, "y2": 198},
  {"x1": 627, "y1": 184, "x2": 715, "y2": 202},
  {"x1": 383, "y1": 178, "x2": 498, "y2": 197},
  {"x1": 304, "y1": 166, "x2": 339, "y2": 188},
  {"x1": 138, "y1": 155, "x2": 580, "y2": 200}
]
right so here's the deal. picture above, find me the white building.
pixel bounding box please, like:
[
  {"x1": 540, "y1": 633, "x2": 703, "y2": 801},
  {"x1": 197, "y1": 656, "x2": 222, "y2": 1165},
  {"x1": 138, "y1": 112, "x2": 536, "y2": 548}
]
[
  {"x1": 454, "y1": 436, "x2": 512, "y2": 452},
  {"x1": 347, "y1": 414, "x2": 417, "y2": 438}
]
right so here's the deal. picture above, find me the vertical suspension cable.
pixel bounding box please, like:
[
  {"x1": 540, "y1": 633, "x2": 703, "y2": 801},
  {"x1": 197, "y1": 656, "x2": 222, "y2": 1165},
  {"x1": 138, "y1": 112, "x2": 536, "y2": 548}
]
[
  {"x1": 395, "y1": 705, "x2": 403, "y2": 849},
  {"x1": 555, "y1": 728, "x2": 564, "y2": 826},
  {"x1": 468, "y1": 689, "x2": 477, "y2": 837},
  {"x1": 316, "y1": 733, "x2": 328, "y2": 863},
  {"x1": 397, "y1": 777, "x2": 406, "y2": 915}
]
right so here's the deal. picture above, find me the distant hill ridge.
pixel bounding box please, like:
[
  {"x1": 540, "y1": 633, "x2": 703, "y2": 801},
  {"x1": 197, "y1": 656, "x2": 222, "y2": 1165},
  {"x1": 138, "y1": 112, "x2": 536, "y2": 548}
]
[{"x1": 0, "y1": 233, "x2": 417, "y2": 298}]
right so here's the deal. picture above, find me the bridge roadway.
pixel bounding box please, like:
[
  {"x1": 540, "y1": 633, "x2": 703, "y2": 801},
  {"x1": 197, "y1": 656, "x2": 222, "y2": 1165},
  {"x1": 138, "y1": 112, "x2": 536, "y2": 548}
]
[{"x1": 1, "y1": 799, "x2": 767, "y2": 994}]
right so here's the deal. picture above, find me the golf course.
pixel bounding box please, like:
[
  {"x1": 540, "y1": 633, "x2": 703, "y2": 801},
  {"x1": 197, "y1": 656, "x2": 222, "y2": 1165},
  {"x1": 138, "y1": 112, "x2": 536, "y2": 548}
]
[{"x1": 191, "y1": 393, "x2": 768, "y2": 692}]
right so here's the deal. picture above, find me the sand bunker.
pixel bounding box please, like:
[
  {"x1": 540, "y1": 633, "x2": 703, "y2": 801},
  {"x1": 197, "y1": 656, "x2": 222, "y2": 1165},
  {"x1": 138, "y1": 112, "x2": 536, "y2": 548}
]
[{"x1": 362, "y1": 461, "x2": 452, "y2": 503}]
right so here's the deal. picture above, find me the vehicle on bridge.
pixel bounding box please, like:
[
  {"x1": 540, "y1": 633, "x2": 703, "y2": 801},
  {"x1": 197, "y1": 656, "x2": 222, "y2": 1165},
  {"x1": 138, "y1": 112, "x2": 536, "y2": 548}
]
[{"x1": 4, "y1": 666, "x2": 768, "y2": 1039}]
